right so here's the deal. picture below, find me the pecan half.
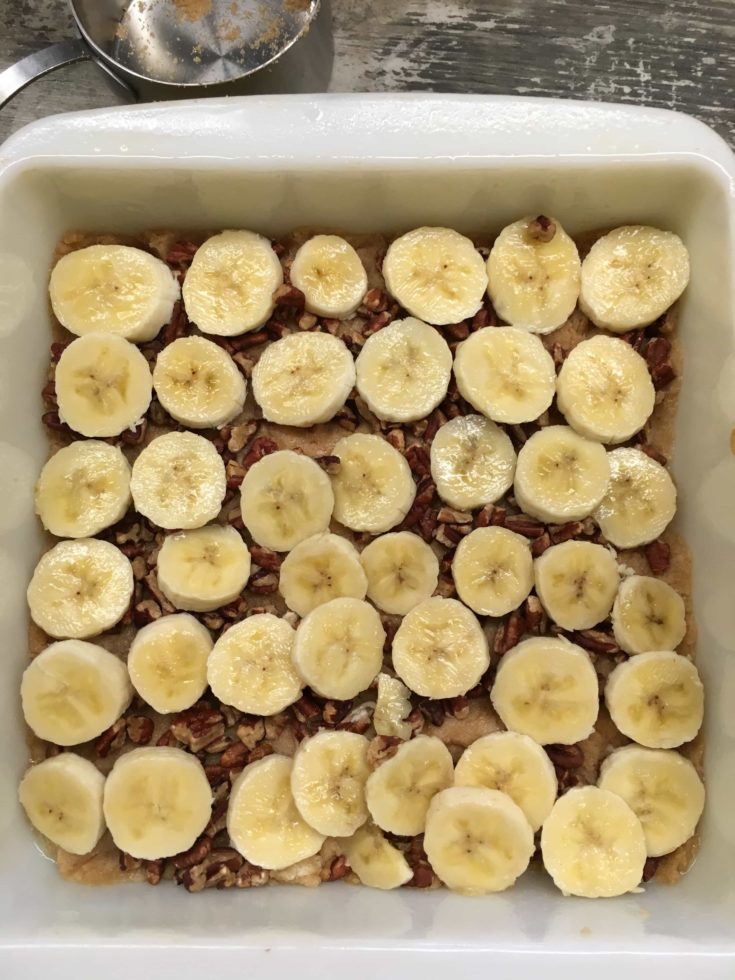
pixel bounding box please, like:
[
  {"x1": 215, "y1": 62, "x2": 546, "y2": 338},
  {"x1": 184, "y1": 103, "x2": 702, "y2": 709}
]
[
  {"x1": 569, "y1": 629, "x2": 620, "y2": 655},
  {"x1": 171, "y1": 706, "x2": 226, "y2": 753},
  {"x1": 644, "y1": 538, "x2": 671, "y2": 575},
  {"x1": 504, "y1": 514, "x2": 546, "y2": 538}
]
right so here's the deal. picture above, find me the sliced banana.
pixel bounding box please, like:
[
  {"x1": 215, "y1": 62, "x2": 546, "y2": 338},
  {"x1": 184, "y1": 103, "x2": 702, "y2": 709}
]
[
  {"x1": 491, "y1": 636, "x2": 599, "y2": 745},
  {"x1": 514, "y1": 424, "x2": 610, "y2": 523},
  {"x1": 19, "y1": 753, "x2": 106, "y2": 855},
  {"x1": 342, "y1": 822, "x2": 413, "y2": 890},
  {"x1": 152, "y1": 335, "x2": 247, "y2": 429},
  {"x1": 55, "y1": 333, "x2": 152, "y2": 438},
  {"x1": 330, "y1": 433, "x2": 416, "y2": 534},
  {"x1": 454, "y1": 730, "x2": 557, "y2": 832},
  {"x1": 290, "y1": 234, "x2": 368, "y2": 319},
  {"x1": 612, "y1": 575, "x2": 687, "y2": 655},
  {"x1": 291, "y1": 730, "x2": 370, "y2": 836},
  {"x1": 292, "y1": 597, "x2": 384, "y2": 700},
  {"x1": 49, "y1": 243, "x2": 180, "y2": 342},
  {"x1": 594, "y1": 447, "x2": 676, "y2": 549},
  {"x1": 486, "y1": 215, "x2": 581, "y2": 334},
  {"x1": 540, "y1": 785, "x2": 646, "y2": 897},
  {"x1": 366, "y1": 735, "x2": 454, "y2": 835},
  {"x1": 240, "y1": 449, "x2": 334, "y2": 552},
  {"x1": 425, "y1": 786, "x2": 535, "y2": 894},
  {"x1": 130, "y1": 431, "x2": 226, "y2": 530},
  {"x1": 103, "y1": 746, "x2": 213, "y2": 860},
  {"x1": 157, "y1": 524, "x2": 251, "y2": 612},
  {"x1": 21, "y1": 639, "x2": 132, "y2": 745},
  {"x1": 579, "y1": 226, "x2": 690, "y2": 332},
  {"x1": 452, "y1": 526, "x2": 534, "y2": 617},
  {"x1": 392, "y1": 596, "x2": 489, "y2": 698},
  {"x1": 27, "y1": 538, "x2": 134, "y2": 639},
  {"x1": 430, "y1": 414, "x2": 516, "y2": 511},
  {"x1": 605, "y1": 650, "x2": 704, "y2": 749},
  {"x1": 207, "y1": 613, "x2": 302, "y2": 715},
  {"x1": 454, "y1": 325, "x2": 557, "y2": 424},
  {"x1": 279, "y1": 531, "x2": 367, "y2": 617},
  {"x1": 360, "y1": 531, "x2": 439, "y2": 616},
  {"x1": 598, "y1": 745, "x2": 705, "y2": 857},
  {"x1": 252, "y1": 332, "x2": 355, "y2": 427},
  {"x1": 355, "y1": 317, "x2": 452, "y2": 423},
  {"x1": 228, "y1": 755, "x2": 325, "y2": 870},
  {"x1": 382, "y1": 226, "x2": 487, "y2": 325},
  {"x1": 373, "y1": 672, "x2": 413, "y2": 739},
  {"x1": 34, "y1": 440, "x2": 131, "y2": 538},
  {"x1": 556, "y1": 335, "x2": 655, "y2": 444},
  {"x1": 182, "y1": 230, "x2": 283, "y2": 336},
  {"x1": 127, "y1": 613, "x2": 212, "y2": 714},
  {"x1": 534, "y1": 540, "x2": 620, "y2": 631}
]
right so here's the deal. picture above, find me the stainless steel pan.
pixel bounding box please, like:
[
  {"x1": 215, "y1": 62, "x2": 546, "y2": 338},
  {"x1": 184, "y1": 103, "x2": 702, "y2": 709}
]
[{"x1": 0, "y1": 0, "x2": 332, "y2": 108}]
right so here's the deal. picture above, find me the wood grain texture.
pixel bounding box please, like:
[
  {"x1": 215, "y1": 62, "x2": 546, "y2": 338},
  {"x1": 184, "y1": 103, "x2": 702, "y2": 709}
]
[{"x1": 1, "y1": 0, "x2": 733, "y2": 146}]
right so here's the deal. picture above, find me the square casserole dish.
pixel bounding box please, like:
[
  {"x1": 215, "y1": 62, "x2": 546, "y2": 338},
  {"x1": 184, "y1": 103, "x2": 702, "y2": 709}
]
[{"x1": 0, "y1": 94, "x2": 733, "y2": 979}]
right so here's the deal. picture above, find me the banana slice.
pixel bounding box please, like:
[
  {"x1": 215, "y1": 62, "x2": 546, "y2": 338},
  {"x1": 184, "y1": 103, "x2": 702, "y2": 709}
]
[
  {"x1": 594, "y1": 447, "x2": 676, "y2": 549},
  {"x1": 35, "y1": 440, "x2": 131, "y2": 538},
  {"x1": 491, "y1": 636, "x2": 599, "y2": 745},
  {"x1": 486, "y1": 215, "x2": 581, "y2": 334},
  {"x1": 355, "y1": 317, "x2": 452, "y2": 423},
  {"x1": 612, "y1": 575, "x2": 687, "y2": 655},
  {"x1": 252, "y1": 332, "x2": 355, "y2": 427},
  {"x1": 382, "y1": 226, "x2": 487, "y2": 326},
  {"x1": 391, "y1": 596, "x2": 489, "y2": 698},
  {"x1": 157, "y1": 524, "x2": 251, "y2": 612},
  {"x1": 540, "y1": 785, "x2": 646, "y2": 897},
  {"x1": 366, "y1": 735, "x2": 454, "y2": 835},
  {"x1": 152, "y1": 335, "x2": 247, "y2": 429},
  {"x1": 130, "y1": 431, "x2": 226, "y2": 530},
  {"x1": 127, "y1": 613, "x2": 212, "y2": 714},
  {"x1": 514, "y1": 425, "x2": 610, "y2": 523},
  {"x1": 207, "y1": 613, "x2": 302, "y2": 715},
  {"x1": 290, "y1": 234, "x2": 368, "y2": 318},
  {"x1": 228, "y1": 755, "x2": 325, "y2": 870},
  {"x1": 49, "y1": 244, "x2": 180, "y2": 342},
  {"x1": 103, "y1": 746, "x2": 213, "y2": 860},
  {"x1": 430, "y1": 414, "x2": 516, "y2": 511},
  {"x1": 27, "y1": 538, "x2": 134, "y2": 639},
  {"x1": 291, "y1": 730, "x2": 371, "y2": 836},
  {"x1": 330, "y1": 433, "x2": 416, "y2": 534},
  {"x1": 605, "y1": 650, "x2": 704, "y2": 749},
  {"x1": 360, "y1": 531, "x2": 439, "y2": 616},
  {"x1": 556, "y1": 335, "x2": 655, "y2": 444},
  {"x1": 342, "y1": 822, "x2": 413, "y2": 890},
  {"x1": 18, "y1": 753, "x2": 106, "y2": 855},
  {"x1": 454, "y1": 730, "x2": 557, "y2": 832},
  {"x1": 21, "y1": 639, "x2": 132, "y2": 745},
  {"x1": 55, "y1": 333, "x2": 153, "y2": 438},
  {"x1": 598, "y1": 745, "x2": 705, "y2": 857},
  {"x1": 579, "y1": 226, "x2": 690, "y2": 332},
  {"x1": 278, "y1": 531, "x2": 367, "y2": 617},
  {"x1": 373, "y1": 673, "x2": 413, "y2": 739},
  {"x1": 452, "y1": 526, "x2": 534, "y2": 617},
  {"x1": 453, "y1": 326, "x2": 557, "y2": 424},
  {"x1": 240, "y1": 449, "x2": 334, "y2": 552},
  {"x1": 425, "y1": 786, "x2": 535, "y2": 894},
  {"x1": 534, "y1": 540, "x2": 620, "y2": 631},
  {"x1": 182, "y1": 230, "x2": 284, "y2": 336},
  {"x1": 292, "y1": 597, "x2": 384, "y2": 700}
]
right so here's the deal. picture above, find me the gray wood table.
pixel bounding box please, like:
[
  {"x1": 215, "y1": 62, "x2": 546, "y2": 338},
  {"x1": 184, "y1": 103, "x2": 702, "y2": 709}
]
[{"x1": 1, "y1": 0, "x2": 733, "y2": 147}]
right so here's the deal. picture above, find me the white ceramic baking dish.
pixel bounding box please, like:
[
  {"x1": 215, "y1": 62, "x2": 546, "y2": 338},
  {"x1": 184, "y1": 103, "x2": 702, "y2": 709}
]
[{"x1": 0, "y1": 95, "x2": 733, "y2": 979}]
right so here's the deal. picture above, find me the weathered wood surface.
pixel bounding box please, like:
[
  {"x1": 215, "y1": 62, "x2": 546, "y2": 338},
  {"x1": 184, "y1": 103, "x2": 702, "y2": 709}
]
[{"x1": 1, "y1": 0, "x2": 733, "y2": 146}]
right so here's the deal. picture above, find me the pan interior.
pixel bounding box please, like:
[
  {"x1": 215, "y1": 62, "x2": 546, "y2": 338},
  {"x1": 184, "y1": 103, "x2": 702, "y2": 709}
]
[{"x1": 71, "y1": 0, "x2": 318, "y2": 86}]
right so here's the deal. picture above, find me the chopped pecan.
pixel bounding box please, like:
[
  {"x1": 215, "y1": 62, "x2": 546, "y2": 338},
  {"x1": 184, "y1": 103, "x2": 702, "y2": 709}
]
[
  {"x1": 570, "y1": 629, "x2": 620, "y2": 655},
  {"x1": 400, "y1": 478, "x2": 436, "y2": 533},
  {"x1": 225, "y1": 420, "x2": 258, "y2": 454},
  {"x1": 204, "y1": 800, "x2": 229, "y2": 838},
  {"x1": 364, "y1": 311, "x2": 392, "y2": 335},
  {"x1": 119, "y1": 851, "x2": 142, "y2": 873},
  {"x1": 242, "y1": 435, "x2": 278, "y2": 470},
  {"x1": 50, "y1": 341, "x2": 68, "y2": 363},
  {"x1": 493, "y1": 609, "x2": 526, "y2": 656},
  {"x1": 645, "y1": 336, "x2": 672, "y2": 367},
  {"x1": 204, "y1": 764, "x2": 228, "y2": 786},
  {"x1": 227, "y1": 506, "x2": 246, "y2": 533},
  {"x1": 323, "y1": 855, "x2": 350, "y2": 882},
  {"x1": 475, "y1": 504, "x2": 496, "y2": 528},
  {"x1": 220, "y1": 741, "x2": 248, "y2": 768},
  {"x1": 418, "y1": 507, "x2": 438, "y2": 543},
  {"x1": 321, "y1": 317, "x2": 342, "y2": 335},
  {"x1": 423, "y1": 409, "x2": 447, "y2": 443},
  {"x1": 419, "y1": 699, "x2": 446, "y2": 727},
  {"x1": 528, "y1": 214, "x2": 556, "y2": 243},
  {"x1": 531, "y1": 531, "x2": 552, "y2": 556},
  {"x1": 335, "y1": 403, "x2": 358, "y2": 431},
  {"x1": 171, "y1": 706, "x2": 226, "y2": 753},
  {"x1": 551, "y1": 343, "x2": 566, "y2": 367},
  {"x1": 322, "y1": 700, "x2": 349, "y2": 725},
  {"x1": 166, "y1": 241, "x2": 198, "y2": 264},
  {"x1": 621, "y1": 330, "x2": 646, "y2": 353},
  {"x1": 126, "y1": 715, "x2": 154, "y2": 745},
  {"x1": 362, "y1": 287, "x2": 389, "y2": 313},
  {"x1": 642, "y1": 856, "x2": 660, "y2": 883},
  {"x1": 404, "y1": 444, "x2": 431, "y2": 479},
  {"x1": 504, "y1": 514, "x2": 546, "y2": 538},
  {"x1": 143, "y1": 571, "x2": 175, "y2": 613},
  {"x1": 96, "y1": 718, "x2": 127, "y2": 758},
  {"x1": 235, "y1": 860, "x2": 269, "y2": 889},
  {"x1": 202, "y1": 611, "x2": 225, "y2": 631},
  {"x1": 436, "y1": 506, "x2": 472, "y2": 525},
  {"x1": 273, "y1": 283, "x2": 306, "y2": 309},
  {"x1": 233, "y1": 352, "x2": 255, "y2": 376},
  {"x1": 130, "y1": 556, "x2": 147, "y2": 581},
  {"x1": 385, "y1": 429, "x2": 406, "y2": 453},
  {"x1": 41, "y1": 411, "x2": 72, "y2": 434},
  {"x1": 297, "y1": 312, "x2": 318, "y2": 330},
  {"x1": 144, "y1": 858, "x2": 165, "y2": 885},
  {"x1": 225, "y1": 459, "x2": 246, "y2": 489},
  {"x1": 172, "y1": 836, "x2": 212, "y2": 870},
  {"x1": 546, "y1": 743, "x2": 584, "y2": 769},
  {"x1": 433, "y1": 574, "x2": 457, "y2": 598},
  {"x1": 644, "y1": 538, "x2": 671, "y2": 574},
  {"x1": 293, "y1": 694, "x2": 322, "y2": 724},
  {"x1": 408, "y1": 863, "x2": 435, "y2": 888},
  {"x1": 549, "y1": 521, "x2": 585, "y2": 544},
  {"x1": 156, "y1": 730, "x2": 175, "y2": 747},
  {"x1": 249, "y1": 570, "x2": 279, "y2": 595},
  {"x1": 444, "y1": 321, "x2": 470, "y2": 341},
  {"x1": 249, "y1": 544, "x2": 281, "y2": 571},
  {"x1": 407, "y1": 707, "x2": 425, "y2": 735},
  {"x1": 650, "y1": 361, "x2": 676, "y2": 389},
  {"x1": 471, "y1": 306, "x2": 490, "y2": 331},
  {"x1": 314, "y1": 454, "x2": 341, "y2": 474},
  {"x1": 523, "y1": 594, "x2": 547, "y2": 632},
  {"x1": 367, "y1": 735, "x2": 402, "y2": 768},
  {"x1": 638, "y1": 443, "x2": 667, "y2": 466},
  {"x1": 449, "y1": 696, "x2": 470, "y2": 720},
  {"x1": 248, "y1": 743, "x2": 275, "y2": 764},
  {"x1": 41, "y1": 380, "x2": 57, "y2": 406}
]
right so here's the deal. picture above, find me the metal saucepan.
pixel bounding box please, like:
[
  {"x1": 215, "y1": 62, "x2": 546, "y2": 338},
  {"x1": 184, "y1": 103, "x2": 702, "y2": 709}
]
[{"x1": 0, "y1": 0, "x2": 332, "y2": 108}]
